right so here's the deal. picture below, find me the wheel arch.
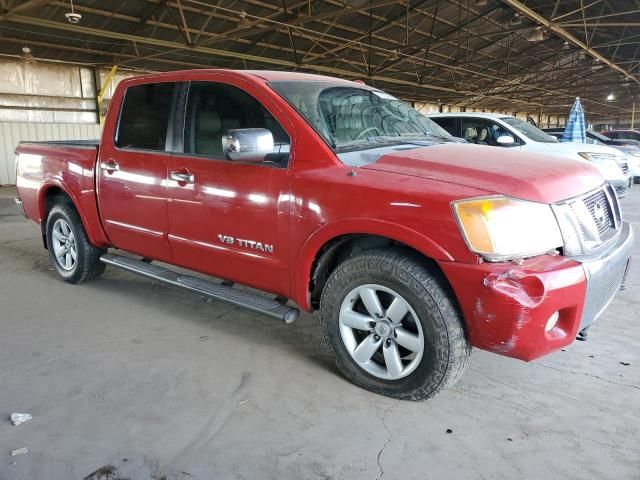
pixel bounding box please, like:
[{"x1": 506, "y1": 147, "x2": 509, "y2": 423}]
[
  {"x1": 37, "y1": 180, "x2": 98, "y2": 249},
  {"x1": 294, "y1": 219, "x2": 455, "y2": 311}
]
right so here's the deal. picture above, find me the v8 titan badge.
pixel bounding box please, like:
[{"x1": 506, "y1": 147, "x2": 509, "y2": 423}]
[{"x1": 218, "y1": 234, "x2": 274, "y2": 253}]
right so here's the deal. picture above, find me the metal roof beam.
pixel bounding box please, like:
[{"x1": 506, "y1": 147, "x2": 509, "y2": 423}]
[
  {"x1": 502, "y1": 0, "x2": 640, "y2": 85},
  {"x1": 0, "y1": 0, "x2": 53, "y2": 20},
  {"x1": 6, "y1": 13, "x2": 547, "y2": 108}
]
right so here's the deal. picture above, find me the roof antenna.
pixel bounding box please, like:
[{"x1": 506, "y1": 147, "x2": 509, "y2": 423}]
[{"x1": 65, "y1": 0, "x2": 82, "y2": 24}]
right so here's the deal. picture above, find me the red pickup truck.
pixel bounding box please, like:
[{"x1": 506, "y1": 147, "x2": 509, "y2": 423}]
[{"x1": 15, "y1": 70, "x2": 633, "y2": 400}]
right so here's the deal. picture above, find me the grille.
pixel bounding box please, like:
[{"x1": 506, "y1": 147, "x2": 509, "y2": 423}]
[
  {"x1": 582, "y1": 188, "x2": 614, "y2": 236},
  {"x1": 594, "y1": 261, "x2": 628, "y2": 318}
]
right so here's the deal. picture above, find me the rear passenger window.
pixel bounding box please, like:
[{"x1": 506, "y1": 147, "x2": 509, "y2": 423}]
[
  {"x1": 432, "y1": 117, "x2": 458, "y2": 136},
  {"x1": 116, "y1": 82, "x2": 176, "y2": 151}
]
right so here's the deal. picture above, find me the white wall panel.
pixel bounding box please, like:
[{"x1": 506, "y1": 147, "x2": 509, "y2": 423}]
[{"x1": 0, "y1": 122, "x2": 101, "y2": 185}]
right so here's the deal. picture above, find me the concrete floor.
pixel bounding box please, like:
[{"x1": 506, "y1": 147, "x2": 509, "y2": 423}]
[{"x1": 0, "y1": 185, "x2": 638, "y2": 480}]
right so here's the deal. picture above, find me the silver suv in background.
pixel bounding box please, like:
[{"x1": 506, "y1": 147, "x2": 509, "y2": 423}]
[{"x1": 429, "y1": 113, "x2": 632, "y2": 197}]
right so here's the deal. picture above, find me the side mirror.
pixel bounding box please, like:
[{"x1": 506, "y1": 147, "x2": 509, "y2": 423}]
[
  {"x1": 222, "y1": 128, "x2": 274, "y2": 163},
  {"x1": 496, "y1": 135, "x2": 515, "y2": 145}
]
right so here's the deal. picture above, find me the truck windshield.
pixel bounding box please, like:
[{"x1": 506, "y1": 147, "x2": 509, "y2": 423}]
[
  {"x1": 500, "y1": 116, "x2": 557, "y2": 143},
  {"x1": 269, "y1": 81, "x2": 454, "y2": 152}
]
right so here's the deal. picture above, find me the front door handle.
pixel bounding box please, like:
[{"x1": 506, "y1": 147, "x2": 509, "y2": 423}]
[
  {"x1": 170, "y1": 171, "x2": 195, "y2": 184},
  {"x1": 99, "y1": 161, "x2": 120, "y2": 172}
]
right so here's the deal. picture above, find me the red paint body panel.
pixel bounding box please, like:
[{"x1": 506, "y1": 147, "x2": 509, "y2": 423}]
[
  {"x1": 364, "y1": 143, "x2": 603, "y2": 204},
  {"x1": 14, "y1": 69, "x2": 606, "y2": 363},
  {"x1": 165, "y1": 72, "x2": 297, "y2": 295},
  {"x1": 15, "y1": 143, "x2": 110, "y2": 247},
  {"x1": 439, "y1": 255, "x2": 586, "y2": 360}
]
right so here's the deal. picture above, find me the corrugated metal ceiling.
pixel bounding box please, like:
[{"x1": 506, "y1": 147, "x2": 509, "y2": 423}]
[{"x1": 0, "y1": 0, "x2": 638, "y2": 119}]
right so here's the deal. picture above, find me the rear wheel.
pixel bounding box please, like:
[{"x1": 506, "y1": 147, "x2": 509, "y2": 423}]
[
  {"x1": 320, "y1": 249, "x2": 471, "y2": 400},
  {"x1": 46, "y1": 201, "x2": 106, "y2": 284}
]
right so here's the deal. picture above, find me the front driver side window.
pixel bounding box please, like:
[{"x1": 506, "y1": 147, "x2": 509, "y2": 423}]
[
  {"x1": 184, "y1": 82, "x2": 290, "y2": 165},
  {"x1": 462, "y1": 118, "x2": 517, "y2": 146}
]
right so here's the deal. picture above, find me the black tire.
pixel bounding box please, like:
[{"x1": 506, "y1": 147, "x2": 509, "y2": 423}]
[
  {"x1": 320, "y1": 249, "x2": 471, "y2": 401},
  {"x1": 634, "y1": 176, "x2": 640, "y2": 185},
  {"x1": 45, "y1": 200, "x2": 106, "y2": 284}
]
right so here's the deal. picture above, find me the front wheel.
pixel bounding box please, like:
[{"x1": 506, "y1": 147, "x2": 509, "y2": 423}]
[
  {"x1": 320, "y1": 249, "x2": 471, "y2": 400},
  {"x1": 46, "y1": 201, "x2": 106, "y2": 284}
]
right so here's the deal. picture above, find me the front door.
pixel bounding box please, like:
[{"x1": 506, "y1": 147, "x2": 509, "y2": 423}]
[
  {"x1": 167, "y1": 80, "x2": 294, "y2": 296},
  {"x1": 461, "y1": 117, "x2": 519, "y2": 147},
  {"x1": 97, "y1": 81, "x2": 178, "y2": 262}
]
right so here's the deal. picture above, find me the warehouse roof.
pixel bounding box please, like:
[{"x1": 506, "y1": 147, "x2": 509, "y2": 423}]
[{"x1": 0, "y1": 0, "x2": 638, "y2": 119}]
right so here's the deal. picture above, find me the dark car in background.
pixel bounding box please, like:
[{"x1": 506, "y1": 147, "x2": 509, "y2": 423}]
[{"x1": 601, "y1": 129, "x2": 640, "y2": 143}]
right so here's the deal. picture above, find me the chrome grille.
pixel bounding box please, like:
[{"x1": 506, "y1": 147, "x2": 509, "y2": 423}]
[
  {"x1": 582, "y1": 188, "x2": 614, "y2": 236},
  {"x1": 553, "y1": 185, "x2": 622, "y2": 257}
]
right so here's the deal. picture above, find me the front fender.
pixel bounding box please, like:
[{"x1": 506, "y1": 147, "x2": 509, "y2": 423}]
[{"x1": 292, "y1": 218, "x2": 455, "y2": 310}]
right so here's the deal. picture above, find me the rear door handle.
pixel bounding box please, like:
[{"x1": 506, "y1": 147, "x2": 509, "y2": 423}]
[
  {"x1": 99, "y1": 161, "x2": 119, "y2": 172},
  {"x1": 170, "y1": 171, "x2": 195, "y2": 184}
]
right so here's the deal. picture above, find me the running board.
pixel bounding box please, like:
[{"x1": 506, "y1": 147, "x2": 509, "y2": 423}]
[{"x1": 100, "y1": 253, "x2": 299, "y2": 323}]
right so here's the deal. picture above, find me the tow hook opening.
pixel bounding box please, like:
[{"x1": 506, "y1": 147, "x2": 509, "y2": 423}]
[{"x1": 544, "y1": 307, "x2": 575, "y2": 340}]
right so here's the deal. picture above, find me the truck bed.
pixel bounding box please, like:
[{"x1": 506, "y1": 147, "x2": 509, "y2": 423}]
[{"x1": 15, "y1": 140, "x2": 108, "y2": 247}]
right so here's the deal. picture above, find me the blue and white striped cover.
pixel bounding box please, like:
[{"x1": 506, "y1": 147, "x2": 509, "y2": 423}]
[{"x1": 562, "y1": 97, "x2": 586, "y2": 143}]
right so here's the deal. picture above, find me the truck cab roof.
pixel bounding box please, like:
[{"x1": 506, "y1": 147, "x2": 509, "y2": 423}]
[{"x1": 122, "y1": 68, "x2": 358, "y2": 85}]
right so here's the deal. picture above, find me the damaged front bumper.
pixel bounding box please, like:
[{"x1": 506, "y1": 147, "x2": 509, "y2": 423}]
[{"x1": 438, "y1": 222, "x2": 633, "y2": 361}]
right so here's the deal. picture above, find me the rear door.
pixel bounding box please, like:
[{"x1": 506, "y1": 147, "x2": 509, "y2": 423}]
[
  {"x1": 97, "y1": 81, "x2": 178, "y2": 262},
  {"x1": 166, "y1": 78, "x2": 294, "y2": 296}
]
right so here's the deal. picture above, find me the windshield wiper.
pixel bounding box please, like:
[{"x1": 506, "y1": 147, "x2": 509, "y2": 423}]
[{"x1": 334, "y1": 133, "x2": 452, "y2": 151}]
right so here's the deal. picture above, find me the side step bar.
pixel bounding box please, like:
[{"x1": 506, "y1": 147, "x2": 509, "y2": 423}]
[{"x1": 100, "y1": 253, "x2": 299, "y2": 323}]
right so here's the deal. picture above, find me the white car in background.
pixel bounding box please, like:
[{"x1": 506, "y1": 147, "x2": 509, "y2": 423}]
[
  {"x1": 429, "y1": 112, "x2": 632, "y2": 197},
  {"x1": 543, "y1": 128, "x2": 640, "y2": 185}
]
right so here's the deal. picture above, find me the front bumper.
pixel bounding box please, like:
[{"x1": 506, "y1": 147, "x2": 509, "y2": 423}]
[
  {"x1": 575, "y1": 221, "x2": 633, "y2": 330},
  {"x1": 438, "y1": 222, "x2": 633, "y2": 361}
]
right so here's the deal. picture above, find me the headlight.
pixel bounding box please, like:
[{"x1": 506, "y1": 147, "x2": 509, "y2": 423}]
[
  {"x1": 626, "y1": 150, "x2": 640, "y2": 157},
  {"x1": 578, "y1": 152, "x2": 618, "y2": 167},
  {"x1": 578, "y1": 152, "x2": 624, "y2": 177},
  {"x1": 452, "y1": 196, "x2": 563, "y2": 261}
]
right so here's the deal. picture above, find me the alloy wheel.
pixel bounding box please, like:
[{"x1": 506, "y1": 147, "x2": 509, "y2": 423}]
[{"x1": 338, "y1": 284, "x2": 424, "y2": 380}]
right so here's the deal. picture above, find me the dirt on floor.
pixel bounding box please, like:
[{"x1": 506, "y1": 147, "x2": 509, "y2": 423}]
[{"x1": 0, "y1": 186, "x2": 638, "y2": 480}]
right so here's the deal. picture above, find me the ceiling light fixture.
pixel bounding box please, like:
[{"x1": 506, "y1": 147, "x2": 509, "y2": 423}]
[
  {"x1": 237, "y1": 10, "x2": 252, "y2": 29},
  {"x1": 510, "y1": 13, "x2": 522, "y2": 25},
  {"x1": 562, "y1": 41, "x2": 569, "y2": 50},
  {"x1": 474, "y1": 0, "x2": 488, "y2": 6},
  {"x1": 21, "y1": 46, "x2": 36, "y2": 64},
  {"x1": 65, "y1": 0, "x2": 82, "y2": 24},
  {"x1": 526, "y1": 27, "x2": 544, "y2": 42},
  {"x1": 606, "y1": 93, "x2": 615, "y2": 101}
]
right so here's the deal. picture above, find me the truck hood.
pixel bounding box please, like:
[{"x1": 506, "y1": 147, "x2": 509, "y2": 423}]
[{"x1": 361, "y1": 143, "x2": 604, "y2": 204}]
